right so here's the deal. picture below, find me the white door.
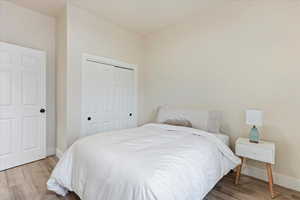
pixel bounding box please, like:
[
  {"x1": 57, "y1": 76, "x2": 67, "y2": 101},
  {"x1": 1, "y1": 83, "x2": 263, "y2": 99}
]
[
  {"x1": 81, "y1": 56, "x2": 136, "y2": 137},
  {"x1": 0, "y1": 42, "x2": 46, "y2": 171}
]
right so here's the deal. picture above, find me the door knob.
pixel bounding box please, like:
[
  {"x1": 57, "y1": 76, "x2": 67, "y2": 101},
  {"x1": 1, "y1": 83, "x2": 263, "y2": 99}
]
[
  {"x1": 40, "y1": 108, "x2": 46, "y2": 113},
  {"x1": 129, "y1": 113, "x2": 132, "y2": 117},
  {"x1": 87, "y1": 117, "x2": 91, "y2": 121}
]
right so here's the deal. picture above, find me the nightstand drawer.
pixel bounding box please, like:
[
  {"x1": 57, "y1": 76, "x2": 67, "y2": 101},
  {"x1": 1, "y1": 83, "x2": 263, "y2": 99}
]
[{"x1": 236, "y1": 143, "x2": 275, "y2": 164}]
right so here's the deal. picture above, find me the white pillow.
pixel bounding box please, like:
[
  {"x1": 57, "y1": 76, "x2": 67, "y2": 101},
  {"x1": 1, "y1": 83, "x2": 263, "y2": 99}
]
[{"x1": 156, "y1": 106, "x2": 222, "y2": 133}]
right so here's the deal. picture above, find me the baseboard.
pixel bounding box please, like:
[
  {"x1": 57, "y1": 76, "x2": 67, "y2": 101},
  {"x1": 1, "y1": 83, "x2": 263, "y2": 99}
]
[
  {"x1": 242, "y1": 165, "x2": 300, "y2": 192},
  {"x1": 47, "y1": 147, "x2": 56, "y2": 156},
  {"x1": 56, "y1": 148, "x2": 63, "y2": 159}
]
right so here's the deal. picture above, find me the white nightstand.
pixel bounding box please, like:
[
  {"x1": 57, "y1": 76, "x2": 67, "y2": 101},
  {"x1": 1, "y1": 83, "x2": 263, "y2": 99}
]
[{"x1": 235, "y1": 137, "x2": 278, "y2": 198}]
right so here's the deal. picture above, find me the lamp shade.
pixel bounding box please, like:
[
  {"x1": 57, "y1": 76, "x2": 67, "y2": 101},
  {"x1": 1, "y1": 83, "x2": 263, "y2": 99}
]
[{"x1": 246, "y1": 110, "x2": 263, "y2": 126}]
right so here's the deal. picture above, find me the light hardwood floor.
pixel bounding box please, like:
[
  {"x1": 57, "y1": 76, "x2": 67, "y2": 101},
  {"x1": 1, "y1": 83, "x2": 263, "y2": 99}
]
[{"x1": 0, "y1": 156, "x2": 299, "y2": 200}]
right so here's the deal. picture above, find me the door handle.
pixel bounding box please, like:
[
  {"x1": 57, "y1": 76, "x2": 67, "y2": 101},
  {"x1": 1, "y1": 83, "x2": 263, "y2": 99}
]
[
  {"x1": 40, "y1": 108, "x2": 46, "y2": 113},
  {"x1": 87, "y1": 117, "x2": 91, "y2": 121},
  {"x1": 129, "y1": 113, "x2": 132, "y2": 117}
]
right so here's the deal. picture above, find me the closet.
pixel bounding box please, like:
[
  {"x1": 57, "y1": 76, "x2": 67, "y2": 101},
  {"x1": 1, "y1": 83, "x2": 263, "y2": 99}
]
[{"x1": 81, "y1": 54, "x2": 137, "y2": 137}]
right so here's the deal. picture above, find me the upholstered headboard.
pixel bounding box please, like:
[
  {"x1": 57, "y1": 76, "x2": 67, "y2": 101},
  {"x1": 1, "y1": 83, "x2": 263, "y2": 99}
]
[{"x1": 156, "y1": 106, "x2": 222, "y2": 133}]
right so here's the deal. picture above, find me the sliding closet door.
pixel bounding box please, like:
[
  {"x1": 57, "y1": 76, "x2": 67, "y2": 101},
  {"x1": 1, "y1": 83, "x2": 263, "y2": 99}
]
[{"x1": 81, "y1": 57, "x2": 136, "y2": 137}]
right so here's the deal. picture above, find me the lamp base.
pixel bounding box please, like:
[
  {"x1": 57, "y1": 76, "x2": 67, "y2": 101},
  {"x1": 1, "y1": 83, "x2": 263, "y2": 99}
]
[{"x1": 249, "y1": 126, "x2": 260, "y2": 143}]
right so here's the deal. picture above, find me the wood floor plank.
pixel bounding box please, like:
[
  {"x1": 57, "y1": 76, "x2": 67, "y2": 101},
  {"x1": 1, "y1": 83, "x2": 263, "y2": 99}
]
[
  {"x1": 21, "y1": 163, "x2": 40, "y2": 197},
  {"x1": 0, "y1": 186, "x2": 14, "y2": 200},
  {"x1": 10, "y1": 184, "x2": 36, "y2": 200},
  {"x1": 28, "y1": 161, "x2": 51, "y2": 193},
  {"x1": 0, "y1": 171, "x2": 8, "y2": 187},
  {"x1": 31, "y1": 190, "x2": 61, "y2": 200},
  {"x1": 207, "y1": 189, "x2": 239, "y2": 200},
  {"x1": 39, "y1": 159, "x2": 54, "y2": 175},
  {"x1": 6, "y1": 167, "x2": 25, "y2": 187}
]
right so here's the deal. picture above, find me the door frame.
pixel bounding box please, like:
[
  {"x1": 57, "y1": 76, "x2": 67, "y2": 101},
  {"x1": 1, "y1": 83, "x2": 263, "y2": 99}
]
[{"x1": 81, "y1": 53, "x2": 138, "y2": 137}]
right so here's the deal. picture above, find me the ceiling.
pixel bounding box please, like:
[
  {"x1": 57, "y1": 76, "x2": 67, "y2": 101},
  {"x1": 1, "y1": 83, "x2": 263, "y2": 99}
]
[
  {"x1": 5, "y1": 0, "x2": 66, "y2": 16},
  {"x1": 5, "y1": 0, "x2": 225, "y2": 35},
  {"x1": 71, "y1": 0, "x2": 224, "y2": 35}
]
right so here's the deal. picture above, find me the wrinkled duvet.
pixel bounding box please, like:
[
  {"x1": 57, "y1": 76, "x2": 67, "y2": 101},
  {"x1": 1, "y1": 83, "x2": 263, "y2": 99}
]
[{"x1": 47, "y1": 123, "x2": 240, "y2": 200}]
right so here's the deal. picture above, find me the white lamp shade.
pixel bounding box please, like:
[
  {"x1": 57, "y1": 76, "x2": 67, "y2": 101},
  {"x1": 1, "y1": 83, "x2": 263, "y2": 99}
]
[{"x1": 246, "y1": 110, "x2": 263, "y2": 126}]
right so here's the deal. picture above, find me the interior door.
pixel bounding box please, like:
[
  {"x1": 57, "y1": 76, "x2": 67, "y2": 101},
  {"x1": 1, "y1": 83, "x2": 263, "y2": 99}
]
[
  {"x1": 81, "y1": 58, "x2": 136, "y2": 137},
  {"x1": 0, "y1": 42, "x2": 46, "y2": 171}
]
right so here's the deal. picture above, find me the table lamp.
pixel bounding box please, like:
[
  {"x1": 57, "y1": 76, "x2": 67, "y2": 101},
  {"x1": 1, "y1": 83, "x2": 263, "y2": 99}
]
[{"x1": 246, "y1": 110, "x2": 263, "y2": 143}]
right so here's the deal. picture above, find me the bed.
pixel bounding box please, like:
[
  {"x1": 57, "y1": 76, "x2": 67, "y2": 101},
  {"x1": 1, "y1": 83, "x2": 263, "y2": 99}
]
[{"x1": 47, "y1": 122, "x2": 240, "y2": 200}]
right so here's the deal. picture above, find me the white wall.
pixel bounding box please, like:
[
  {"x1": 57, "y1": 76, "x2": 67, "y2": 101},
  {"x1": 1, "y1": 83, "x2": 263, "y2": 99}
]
[
  {"x1": 142, "y1": 0, "x2": 300, "y2": 182},
  {"x1": 55, "y1": 7, "x2": 67, "y2": 152},
  {"x1": 56, "y1": 3, "x2": 145, "y2": 151},
  {"x1": 0, "y1": 1, "x2": 56, "y2": 155}
]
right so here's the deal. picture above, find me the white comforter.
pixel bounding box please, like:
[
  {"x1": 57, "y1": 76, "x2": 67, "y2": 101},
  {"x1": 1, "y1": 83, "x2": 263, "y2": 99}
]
[{"x1": 47, "y1": 123, "x2": 240, "y2": 200}]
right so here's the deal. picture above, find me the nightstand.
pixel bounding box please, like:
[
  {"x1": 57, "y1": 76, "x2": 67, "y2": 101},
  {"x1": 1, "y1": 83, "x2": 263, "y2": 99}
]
[{"x1": 235, "y1": 137, "x2": 278, "y2": 198}]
